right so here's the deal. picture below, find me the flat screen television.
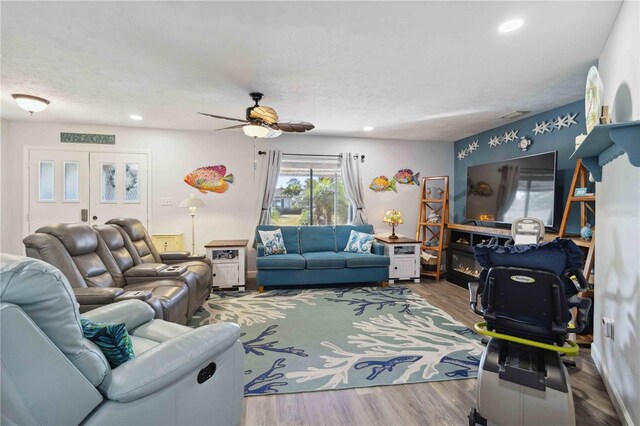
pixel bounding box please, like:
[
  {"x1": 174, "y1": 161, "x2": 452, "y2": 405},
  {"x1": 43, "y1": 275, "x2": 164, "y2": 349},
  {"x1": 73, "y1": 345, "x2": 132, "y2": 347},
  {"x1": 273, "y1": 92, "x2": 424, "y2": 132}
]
[{"x1": 465, "y1": 151, "x2": 557, "y2": 226}]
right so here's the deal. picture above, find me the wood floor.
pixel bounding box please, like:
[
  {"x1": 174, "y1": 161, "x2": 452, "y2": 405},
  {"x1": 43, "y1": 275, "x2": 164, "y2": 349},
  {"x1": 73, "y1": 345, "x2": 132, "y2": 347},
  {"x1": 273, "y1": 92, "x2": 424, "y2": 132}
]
[{"x1": 241, "y1": 279, "x2": 620, "y2": 426}]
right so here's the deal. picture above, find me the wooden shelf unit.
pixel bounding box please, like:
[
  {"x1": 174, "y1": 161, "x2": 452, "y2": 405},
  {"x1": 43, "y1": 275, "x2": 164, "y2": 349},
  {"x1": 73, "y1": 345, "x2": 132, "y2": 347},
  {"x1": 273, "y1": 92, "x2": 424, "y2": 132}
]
[{"x1": 415, "y1": 176, "x2": 449, "y2": 280}]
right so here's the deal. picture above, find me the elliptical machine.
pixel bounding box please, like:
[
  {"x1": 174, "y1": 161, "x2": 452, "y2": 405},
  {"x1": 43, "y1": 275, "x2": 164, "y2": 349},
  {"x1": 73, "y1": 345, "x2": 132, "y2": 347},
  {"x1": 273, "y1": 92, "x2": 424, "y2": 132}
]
[{"x1": 467, "y1": 218, "x2": 591, "y2": 426}]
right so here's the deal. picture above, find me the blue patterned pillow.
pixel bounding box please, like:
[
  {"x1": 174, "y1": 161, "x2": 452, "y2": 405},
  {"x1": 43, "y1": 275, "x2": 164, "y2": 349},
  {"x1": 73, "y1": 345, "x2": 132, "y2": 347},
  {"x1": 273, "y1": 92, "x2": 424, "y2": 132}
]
[
  {"x1": 344, "y1": 230, "x2": 375, "y2": 253},
  {"x1": 81, "y1": 318, "x2": 135, "y2": 368},
  {"x1": 258, "y1": 229, "x2": 287, "y2": 256}
]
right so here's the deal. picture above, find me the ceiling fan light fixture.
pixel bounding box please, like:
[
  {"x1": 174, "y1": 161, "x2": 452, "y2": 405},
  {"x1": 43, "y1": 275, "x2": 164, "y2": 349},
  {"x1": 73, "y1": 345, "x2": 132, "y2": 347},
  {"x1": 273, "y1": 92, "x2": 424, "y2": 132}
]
[
  {"x1": 12, "y1": 94, "x2": 50, "y2": 114},
  {"x1": 498, "y1": 19, "x2": 524, "y2": 33},
  {"x1": 243, "y1": 124, "x2": 270, "y2": 138}
]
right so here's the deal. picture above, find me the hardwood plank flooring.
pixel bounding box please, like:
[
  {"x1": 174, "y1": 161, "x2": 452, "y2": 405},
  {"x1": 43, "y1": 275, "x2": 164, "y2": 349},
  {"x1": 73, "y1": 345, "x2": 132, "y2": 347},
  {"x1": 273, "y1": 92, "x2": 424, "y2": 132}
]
[{"x1": 241, "y1": 279, "x2": 620, "y2": 426}]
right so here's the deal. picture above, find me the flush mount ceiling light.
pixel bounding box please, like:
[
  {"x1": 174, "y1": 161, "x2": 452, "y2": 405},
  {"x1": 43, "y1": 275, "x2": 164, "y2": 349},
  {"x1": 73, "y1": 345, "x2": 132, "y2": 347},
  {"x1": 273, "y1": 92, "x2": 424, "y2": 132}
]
[
  {"x1": 498, "y1": 19, "x2": 524, "y2": 33},
  {"x1": 129, "y1": 114, "x2": 143, "y2": 121},
  {"x1": 12, "y1": 94, "x2": 50, "y2": 115},
  {"x1": 363, "y1": 126, "x2": 374, "y2": 131}
]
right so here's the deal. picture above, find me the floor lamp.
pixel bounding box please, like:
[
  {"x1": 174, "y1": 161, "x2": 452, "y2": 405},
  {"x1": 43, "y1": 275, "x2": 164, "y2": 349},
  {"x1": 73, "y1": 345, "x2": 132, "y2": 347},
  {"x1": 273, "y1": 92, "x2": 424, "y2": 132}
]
[{"x1": 179, "y1": 194, "x2": 206, "y2": 254}]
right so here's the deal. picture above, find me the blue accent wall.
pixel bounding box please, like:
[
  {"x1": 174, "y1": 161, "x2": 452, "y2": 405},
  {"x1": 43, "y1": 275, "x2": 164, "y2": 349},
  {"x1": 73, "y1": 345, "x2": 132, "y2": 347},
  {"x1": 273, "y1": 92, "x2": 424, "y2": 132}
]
[{"x1": 453, "y1": 100, "x2": 589, "y2": 234}]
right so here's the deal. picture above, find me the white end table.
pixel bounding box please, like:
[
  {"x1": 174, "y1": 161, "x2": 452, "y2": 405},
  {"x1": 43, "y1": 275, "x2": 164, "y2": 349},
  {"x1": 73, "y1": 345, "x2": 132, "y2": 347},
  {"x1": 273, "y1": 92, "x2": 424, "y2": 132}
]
[
  {"x1": 375, "y1": 236, "x2": 421, "y2": 284},
  {"x1": 205, "y1": 239, "x2": 248, "y2": 291}
]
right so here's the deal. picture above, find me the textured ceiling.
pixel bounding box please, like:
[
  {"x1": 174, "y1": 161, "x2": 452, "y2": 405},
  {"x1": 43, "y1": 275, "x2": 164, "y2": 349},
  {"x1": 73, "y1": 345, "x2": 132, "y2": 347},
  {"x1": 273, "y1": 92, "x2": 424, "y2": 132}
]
[{"x1": 0, "y1": 1, "x2": 622, "y2": 141}]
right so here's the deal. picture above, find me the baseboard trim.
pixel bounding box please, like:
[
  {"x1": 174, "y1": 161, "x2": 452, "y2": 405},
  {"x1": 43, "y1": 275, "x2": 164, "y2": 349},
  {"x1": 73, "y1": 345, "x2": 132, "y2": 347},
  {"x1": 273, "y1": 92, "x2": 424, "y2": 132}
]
[{"x1": 591, "y1": 344, "x2": 634, "y2": 425}]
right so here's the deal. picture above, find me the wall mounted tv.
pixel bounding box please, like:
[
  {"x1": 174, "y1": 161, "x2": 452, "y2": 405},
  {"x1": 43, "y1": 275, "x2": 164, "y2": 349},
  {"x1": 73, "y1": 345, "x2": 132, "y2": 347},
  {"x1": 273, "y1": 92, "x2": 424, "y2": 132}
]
[{"x1": 465, "y1": 151, "x2": 557, "y2": 226}]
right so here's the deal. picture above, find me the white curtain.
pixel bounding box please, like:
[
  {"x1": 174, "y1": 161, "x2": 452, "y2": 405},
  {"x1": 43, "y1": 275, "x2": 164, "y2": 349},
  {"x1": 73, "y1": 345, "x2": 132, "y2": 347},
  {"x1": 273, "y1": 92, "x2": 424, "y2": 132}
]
[
  {"x1": 340, "y1": 152, "x2": 367, "y2": 224},
  {"x1": 258, "y1": 150, "x2": 282, "y2": 225}
]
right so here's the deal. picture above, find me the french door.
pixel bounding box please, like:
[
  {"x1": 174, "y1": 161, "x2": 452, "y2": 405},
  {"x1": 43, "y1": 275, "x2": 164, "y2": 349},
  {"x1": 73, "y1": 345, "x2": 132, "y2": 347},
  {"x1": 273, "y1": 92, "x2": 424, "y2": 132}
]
[{"x1": 27, "y1": 148, "x2": 149, "y2": 234}]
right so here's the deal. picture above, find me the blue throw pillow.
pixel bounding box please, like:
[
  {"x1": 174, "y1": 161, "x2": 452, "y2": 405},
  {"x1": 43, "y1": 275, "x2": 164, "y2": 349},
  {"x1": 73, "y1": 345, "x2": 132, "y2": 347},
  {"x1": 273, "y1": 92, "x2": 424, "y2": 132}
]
[
  {"x1": 344, "y1": 230, "x2": 375, "y2": 253},
  {"x1": 258, "y1": 229, "x2": 287, "y2": 256},
  {"x1": 81, "y1": 318, "x2": 135, "y2": 368}
]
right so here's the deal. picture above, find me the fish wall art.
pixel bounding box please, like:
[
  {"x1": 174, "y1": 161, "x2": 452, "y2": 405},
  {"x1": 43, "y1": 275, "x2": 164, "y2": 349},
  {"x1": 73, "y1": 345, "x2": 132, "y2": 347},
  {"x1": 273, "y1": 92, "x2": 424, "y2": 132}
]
[
  {"x1": 369, "y1": 176, "x2": 397, "y2": 192},
  {"x1": 394, "y1": 169, "x2": 421, "y2": 186},
  {"x1": 184, "y1": 165, "x2": 234, "y2": 194}
]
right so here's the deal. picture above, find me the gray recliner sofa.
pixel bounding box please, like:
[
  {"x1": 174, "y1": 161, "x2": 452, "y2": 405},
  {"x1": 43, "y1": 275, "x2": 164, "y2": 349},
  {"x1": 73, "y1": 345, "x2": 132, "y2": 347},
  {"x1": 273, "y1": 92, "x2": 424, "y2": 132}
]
[
  {"x1": 106, "y1": 218, "x2": 212, "y2": 307},
  {"x1": 23, "y1": 223, "x2": 191, "y2": 324},
  {"x1": 0, "y1": 254, "x2": 243, "y2": 426}
]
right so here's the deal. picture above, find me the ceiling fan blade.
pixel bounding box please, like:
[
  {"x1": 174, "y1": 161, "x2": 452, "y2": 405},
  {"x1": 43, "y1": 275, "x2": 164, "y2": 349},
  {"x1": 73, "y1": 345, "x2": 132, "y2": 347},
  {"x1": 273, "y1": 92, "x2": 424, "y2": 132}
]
[
  {"x1": 215, "y1": 124, "x2": 246, "y2": 131},
  {"x1": 273, "y1": 121, "x2": 315, "y2": 133},
  {"x1": 197, "y1": 112, "x2": 248, "y2": 123}
]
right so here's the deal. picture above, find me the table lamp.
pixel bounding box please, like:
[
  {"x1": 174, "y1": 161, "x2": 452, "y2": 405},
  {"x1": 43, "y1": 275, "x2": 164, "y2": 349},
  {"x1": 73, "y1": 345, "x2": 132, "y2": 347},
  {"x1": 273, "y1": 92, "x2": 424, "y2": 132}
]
[
  {"x1": 179, "y1": 194, "x2": 206, "y2": 254},
  {"x1": 383, "y1": 210, "x2": 403, "y2": 239}
]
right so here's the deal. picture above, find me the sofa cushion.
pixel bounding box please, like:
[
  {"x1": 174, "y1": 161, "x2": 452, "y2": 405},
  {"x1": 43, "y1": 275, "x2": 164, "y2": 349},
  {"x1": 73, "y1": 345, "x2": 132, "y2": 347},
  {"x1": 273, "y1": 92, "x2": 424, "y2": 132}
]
[
  {"x1": 300, "y1": 226, "x2": 336, "y2": 253},
  {"x1": 302, "y1": 252, "x2": 346, "y2": 269},
  {"x1": 257, "y1": 254, "x2": 306, "y2": 270},
  {"x1": 344, "y1": 230, "x2": 375, "y2": 253},
  {"x1": 338, "y1": 252, "x2": 390, "y2": 268},
  {"x1": 256, "y1": 226, "x2": 300, "y2": 254},
  {"x1": 80, "y1": 318, "x2": 135, "y2": 368},
  {"x1": 258, "y1": 229, "x2": 287, "y2": 256},
  {"x1": 335, "y1": 225, "x2": 374, "y2": 251}
]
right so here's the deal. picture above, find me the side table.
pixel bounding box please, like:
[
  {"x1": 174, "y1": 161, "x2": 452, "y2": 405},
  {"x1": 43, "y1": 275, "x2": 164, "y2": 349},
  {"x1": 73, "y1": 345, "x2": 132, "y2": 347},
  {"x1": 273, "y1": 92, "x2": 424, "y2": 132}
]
[
  {"x1": 204, "y1": 239, "x2": 248, "y2": 291},
  {"x1": 375, "y1": 236, "x2": 421, "y2": 284}
]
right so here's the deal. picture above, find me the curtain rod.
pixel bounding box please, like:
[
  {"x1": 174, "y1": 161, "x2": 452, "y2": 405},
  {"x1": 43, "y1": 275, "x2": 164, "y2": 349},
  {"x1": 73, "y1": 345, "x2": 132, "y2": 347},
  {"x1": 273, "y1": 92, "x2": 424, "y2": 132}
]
[{"x1": 257, "y1": 151, "x2": 365, "y2": 161}]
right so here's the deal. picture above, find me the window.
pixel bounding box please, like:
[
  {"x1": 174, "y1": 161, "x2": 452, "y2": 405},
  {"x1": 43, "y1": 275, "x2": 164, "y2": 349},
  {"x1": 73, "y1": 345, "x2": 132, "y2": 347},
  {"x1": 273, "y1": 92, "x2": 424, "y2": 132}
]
[
  {"x1": 271, "y1": 155, "x2": 348, "y2": 226},
  {"x1": 39, "y1": 161, "x2": 55, "y2": 202},
  {"x1": 63, "y1": 161, "x2": 79, "y2": 202}
]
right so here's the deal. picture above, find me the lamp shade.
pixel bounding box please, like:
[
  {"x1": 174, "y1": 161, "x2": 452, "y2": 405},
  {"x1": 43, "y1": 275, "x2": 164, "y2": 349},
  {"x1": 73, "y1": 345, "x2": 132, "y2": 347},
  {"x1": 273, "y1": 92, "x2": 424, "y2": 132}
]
[
  {"x1": 179, "y1": 194, "x2": 206, "y2": 208},
  {"x1": 12, "y1": 94, "x2": 50, "y2": 114},
  {"x1": 383, "y1": 210, "x2": 403, "y2": 224},
  {"x1": 242, "y1": 124, "x2": 270, "y2": 138}
]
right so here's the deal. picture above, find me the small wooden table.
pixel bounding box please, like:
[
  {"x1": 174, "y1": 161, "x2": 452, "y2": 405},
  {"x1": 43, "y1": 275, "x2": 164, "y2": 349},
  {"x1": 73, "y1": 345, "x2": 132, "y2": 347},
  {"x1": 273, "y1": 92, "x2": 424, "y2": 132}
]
[
  {"x1": 375, "y1": 236, "x2": 421, "y2": 283},
  {"x1": 204, "y1": 239, "x2": 248, "y2": 291}
]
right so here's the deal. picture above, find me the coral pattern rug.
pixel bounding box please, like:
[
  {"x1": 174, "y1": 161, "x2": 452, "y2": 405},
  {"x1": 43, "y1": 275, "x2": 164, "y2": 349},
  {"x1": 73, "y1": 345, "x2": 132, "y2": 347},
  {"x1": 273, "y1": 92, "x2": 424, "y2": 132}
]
[{"x1": 188, "y1": 286, "x2": 483, "y2": 396}]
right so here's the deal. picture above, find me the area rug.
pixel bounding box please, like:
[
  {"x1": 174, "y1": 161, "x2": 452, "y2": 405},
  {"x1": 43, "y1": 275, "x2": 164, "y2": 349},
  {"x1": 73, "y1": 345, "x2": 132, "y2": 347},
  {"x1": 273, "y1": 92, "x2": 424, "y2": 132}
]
[{"x1": 188, "y1": 286, "x2": 483, "y2": 396}]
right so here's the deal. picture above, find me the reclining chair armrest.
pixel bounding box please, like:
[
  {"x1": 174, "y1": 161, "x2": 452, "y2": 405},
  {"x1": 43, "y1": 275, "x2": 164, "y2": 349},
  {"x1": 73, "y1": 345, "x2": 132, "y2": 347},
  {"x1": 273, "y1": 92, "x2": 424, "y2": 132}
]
[
  {"x1": 124, "y1": 263, "x2": 168, "y2": 277},
  {"x1": 74, "y1": 287, "x2": 125, "y2": 306},
  {"x1": 100, "y1": 322, "x2": 241, "y2": 403},
  {"x1": 82, "y1": 299, "x2": 156, "y2": 331},
  {"x1": 371, "y1": 242, "x2": 384, "y2": 256},
  {"x1": 256, "y1": 243, "x2": 265, "y2": 257}
]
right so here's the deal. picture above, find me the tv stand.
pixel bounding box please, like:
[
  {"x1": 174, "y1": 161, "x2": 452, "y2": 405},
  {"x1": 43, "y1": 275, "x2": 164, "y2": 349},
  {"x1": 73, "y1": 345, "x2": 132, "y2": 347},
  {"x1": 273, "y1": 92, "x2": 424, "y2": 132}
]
[{"x1": 446, "y1": 223, "x2": 591, "y2": 289}]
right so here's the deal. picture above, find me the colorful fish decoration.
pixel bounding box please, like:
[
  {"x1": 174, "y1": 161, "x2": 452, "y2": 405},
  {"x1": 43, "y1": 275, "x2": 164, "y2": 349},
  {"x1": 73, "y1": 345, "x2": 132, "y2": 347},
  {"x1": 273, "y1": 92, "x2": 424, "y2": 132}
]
[
  {"x1": 184, "y1": 165, "x2": 234, "y2": 194},
  {"x1": 394, "y1": 169, "x2": 421, "y2": 186},
  {"x1": 369, "y1": 176, "x2": 397, "y2": 192}
]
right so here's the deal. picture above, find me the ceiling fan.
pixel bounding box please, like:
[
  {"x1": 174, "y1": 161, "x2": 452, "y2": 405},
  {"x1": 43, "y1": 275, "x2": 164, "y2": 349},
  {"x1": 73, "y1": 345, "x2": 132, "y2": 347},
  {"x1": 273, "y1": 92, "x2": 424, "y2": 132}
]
[{"x1": 198, "y1": 92, "x2": 314, "y2": 138}]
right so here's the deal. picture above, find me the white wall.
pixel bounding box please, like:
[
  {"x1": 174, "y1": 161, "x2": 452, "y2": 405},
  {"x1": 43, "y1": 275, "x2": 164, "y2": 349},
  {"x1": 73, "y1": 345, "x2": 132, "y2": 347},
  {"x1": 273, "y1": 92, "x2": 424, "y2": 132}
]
[
  {"x1": 594, "y1": 1, "x2": 640, "y2": 424},
  {"x1": 0, "y1": 120, "x2": 453, "y2": 272}
]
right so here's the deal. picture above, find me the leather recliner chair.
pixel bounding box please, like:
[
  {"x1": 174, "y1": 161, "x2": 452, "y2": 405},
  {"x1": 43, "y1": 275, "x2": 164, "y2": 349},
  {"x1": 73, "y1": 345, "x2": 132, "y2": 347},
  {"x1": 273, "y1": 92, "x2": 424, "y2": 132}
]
[
  {"x1": 95, "y1": 224, "x2": 203, "y2": 319},
  {"x1": 106, "y1": 218, "x2": 213, "y2": 306},
  {"x1": 0, "y1": 254, "x2": 243, "y2": 426},
  {"x1": 23, "y1": 223, "x2": 190, "y2": 324}
]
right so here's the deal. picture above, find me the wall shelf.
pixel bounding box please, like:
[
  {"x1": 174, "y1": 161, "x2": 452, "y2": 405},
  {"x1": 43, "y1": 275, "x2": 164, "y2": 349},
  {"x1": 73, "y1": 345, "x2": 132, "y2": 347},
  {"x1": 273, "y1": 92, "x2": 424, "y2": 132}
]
[{"x1": 569, "y1": 121, "x2": 640, "y2": 182}]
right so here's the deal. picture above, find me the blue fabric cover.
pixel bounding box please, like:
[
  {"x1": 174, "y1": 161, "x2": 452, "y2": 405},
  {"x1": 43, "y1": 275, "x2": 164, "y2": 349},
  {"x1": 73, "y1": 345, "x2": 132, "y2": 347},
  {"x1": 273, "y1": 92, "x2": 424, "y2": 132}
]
[
  {"x1": 299, "y1": 226, "x2": 336, "y2": 253},
  {"x1": 335, "y1": 225, "x2": 374, "y2": 251},
  {"x1": 371, "y1": 242, "x2": 385, "y2": 256},
  {"x1": 302, "y1": 252, "x2": 346, "y2": 269},
  {"x1": 257, "y1": 254, "x2": 306, "y2": 270},
  {"x1": 256, "y1": 225, "x2": 300, "y2": 254},
  {"x1": 80, "y1": 318, "x2": 135, "y2": 368},
  {"x1": 338, "y1": 252, "x2": 390, "y2": 268},
  {"x1": 474, "y1": 238, "x2": 583, "y2": 275}
]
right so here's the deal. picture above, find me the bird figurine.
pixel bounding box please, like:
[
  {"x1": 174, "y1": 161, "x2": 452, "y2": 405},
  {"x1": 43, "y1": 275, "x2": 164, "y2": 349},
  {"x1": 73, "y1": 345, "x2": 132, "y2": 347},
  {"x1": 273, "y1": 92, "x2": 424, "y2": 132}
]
[{"x1": 580, "y1": 223, "x2": 593, "y2": 241}]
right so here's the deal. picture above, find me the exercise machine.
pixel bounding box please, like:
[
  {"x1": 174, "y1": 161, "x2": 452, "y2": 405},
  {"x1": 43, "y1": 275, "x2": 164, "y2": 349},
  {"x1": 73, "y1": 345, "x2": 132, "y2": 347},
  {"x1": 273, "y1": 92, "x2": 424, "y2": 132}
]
[{"x1": 467, "y1": 217, "x2": 591, "y2": 426}]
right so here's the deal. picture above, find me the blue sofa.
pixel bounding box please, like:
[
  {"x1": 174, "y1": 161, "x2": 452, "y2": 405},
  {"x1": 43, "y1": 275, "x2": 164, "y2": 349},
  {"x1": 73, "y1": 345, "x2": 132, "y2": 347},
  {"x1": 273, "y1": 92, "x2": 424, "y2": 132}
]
[{"x1": 256, "y1": 224, "x2": 390, "y2": 291}]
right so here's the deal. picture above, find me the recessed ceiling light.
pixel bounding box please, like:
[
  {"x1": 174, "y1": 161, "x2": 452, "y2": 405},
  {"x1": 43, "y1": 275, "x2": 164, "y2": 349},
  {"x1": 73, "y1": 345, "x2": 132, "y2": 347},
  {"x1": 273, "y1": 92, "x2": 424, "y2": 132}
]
[
  {"x1": 129, "y1": 114, "x2": 143, "y2": 121},
  {"x1": 363, "y1": 126, "x2": 374, "y2": 131},
  {"x1": 498, "y1": 19, "x2": 524, "y2": 33}
]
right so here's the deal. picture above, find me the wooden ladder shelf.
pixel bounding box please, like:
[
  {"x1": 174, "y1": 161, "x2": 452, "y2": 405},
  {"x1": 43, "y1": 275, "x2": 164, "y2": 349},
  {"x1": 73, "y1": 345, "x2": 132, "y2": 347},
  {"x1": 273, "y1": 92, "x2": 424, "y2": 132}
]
[
  {"x1": 558, "y1": 159, "x2": 595, "y2": 284},
  {"x1": 415, "y1": 176, "x2": 449, "y2": 280}
]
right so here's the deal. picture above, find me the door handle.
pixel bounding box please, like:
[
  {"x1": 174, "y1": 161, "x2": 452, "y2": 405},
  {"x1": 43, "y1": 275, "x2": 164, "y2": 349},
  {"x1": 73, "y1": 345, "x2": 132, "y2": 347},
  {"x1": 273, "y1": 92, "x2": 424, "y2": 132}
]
[
  {"x1": 92, "y1": 215, "x2": 98, "y2": 221},
  {"x1": 81, "y1": 209, "x2": 88, "y2": 222}
]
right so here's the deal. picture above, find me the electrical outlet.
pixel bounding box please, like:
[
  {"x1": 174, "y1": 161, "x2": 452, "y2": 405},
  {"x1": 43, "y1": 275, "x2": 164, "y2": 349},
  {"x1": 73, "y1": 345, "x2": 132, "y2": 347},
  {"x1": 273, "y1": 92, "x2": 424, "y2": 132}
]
[
  {"x1": 161, "y1": 197, "x2": 173, "y2": 206},
  {"x1": 602, "y1": 317, "x2": 615, "y2": 339}
]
